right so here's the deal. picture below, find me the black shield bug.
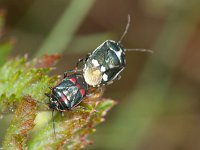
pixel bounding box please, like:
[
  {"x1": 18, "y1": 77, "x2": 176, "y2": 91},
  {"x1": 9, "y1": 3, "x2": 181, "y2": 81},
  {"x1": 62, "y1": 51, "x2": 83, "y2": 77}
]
[
  {"x1": 65, "y1": 15, "x2": 153, "y2": 87},
  {"x1": 44, "y1": 73, "x2": 89, "y2": 136},
  {"x1": 45, "y1": 73, "x2": 88, "y2": 111}
]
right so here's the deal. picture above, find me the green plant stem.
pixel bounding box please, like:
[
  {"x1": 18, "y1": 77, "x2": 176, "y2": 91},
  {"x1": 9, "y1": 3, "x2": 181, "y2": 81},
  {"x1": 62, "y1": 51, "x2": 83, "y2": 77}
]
[{"x1": 35, "y1": 0, "x2": 95, "y2": 56}]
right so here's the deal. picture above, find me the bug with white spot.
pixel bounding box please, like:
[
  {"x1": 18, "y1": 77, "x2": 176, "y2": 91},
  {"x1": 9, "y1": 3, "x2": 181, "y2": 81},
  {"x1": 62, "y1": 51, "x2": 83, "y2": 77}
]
[
  {"x1": 65, "y1": 15, "x2": 153, "y2": 87},
  {"x1": 46, "y1": 74, "x2": 88, "y2": 111}
]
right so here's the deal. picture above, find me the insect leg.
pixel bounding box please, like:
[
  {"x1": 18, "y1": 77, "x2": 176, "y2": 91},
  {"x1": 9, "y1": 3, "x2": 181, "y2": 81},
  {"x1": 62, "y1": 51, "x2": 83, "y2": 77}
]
[
  {"x1": 76, "y1": 53, "x2": 90, "y2": 69},
  {"x1": 116, "y1": 75, "x2": 121, "y2": 80},
  {"x1": 103, "y1": 75, "x2": 121, "y2": 86},
  {"x1": 64, "y1": 69, "x2": 83, "y2": 78},
  {"x1": 52, "y1": 110, "x2": 56, "y2": 138},
  {"x1": 45, "y1": 93, "x2": 51, "y2": 98}
]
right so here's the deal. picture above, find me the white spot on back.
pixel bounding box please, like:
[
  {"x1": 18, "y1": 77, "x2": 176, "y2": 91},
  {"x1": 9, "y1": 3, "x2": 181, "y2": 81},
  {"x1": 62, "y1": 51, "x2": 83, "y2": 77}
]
[
  {"x1": 92, "y1": 59, "x2": 100, "y2": 67},
  {"x1": 83, "y1": 67, "x2": 102, "y2": 87},
  {"x1": 102, "y1": 74, "x2": 108, "y2": 81},
  {"x1": 101, "y1": 66, "x2": 106, "y2": 72}
]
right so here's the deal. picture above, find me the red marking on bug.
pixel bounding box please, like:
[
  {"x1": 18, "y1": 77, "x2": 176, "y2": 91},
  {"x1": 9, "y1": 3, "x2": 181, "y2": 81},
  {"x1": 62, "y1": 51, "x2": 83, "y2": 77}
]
[
  {"x1": 60, "y1": 94, "x2": 67, "y2": 101},
  {"x1": 70, "y1": 78, "x2": 76, "y2": 84},
  {"x1": 76, "y1": 84, "x2": 80, "y2": 88},
  {"x1": 80, "y1": 89, "x2": 85, "y2": 96}
]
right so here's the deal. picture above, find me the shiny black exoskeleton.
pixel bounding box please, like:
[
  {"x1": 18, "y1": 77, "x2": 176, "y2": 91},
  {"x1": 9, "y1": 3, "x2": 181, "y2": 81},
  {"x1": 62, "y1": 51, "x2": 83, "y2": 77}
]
[
  {"x1": 46, "y1": 74, "x2": 88, "y2": 111},
  {"x1": 64, "y1": 15, "x2": 152, "y2": 87},
  {"x1": 82, "y1": 40, "x2": 125, "y2": 87}
]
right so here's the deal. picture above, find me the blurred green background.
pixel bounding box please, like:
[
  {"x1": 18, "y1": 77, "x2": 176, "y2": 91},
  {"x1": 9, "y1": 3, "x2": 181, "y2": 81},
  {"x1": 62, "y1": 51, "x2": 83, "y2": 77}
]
[{"x1": 1, "y1": 0, "x2": 200, "y2": 149}]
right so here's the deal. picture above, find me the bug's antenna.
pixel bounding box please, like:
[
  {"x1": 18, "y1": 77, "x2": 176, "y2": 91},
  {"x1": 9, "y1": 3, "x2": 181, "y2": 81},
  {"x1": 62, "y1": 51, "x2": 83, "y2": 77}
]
[
  {"x1": 118, "y1": 14, "x2": 131, "y2": 44},
  {"x1": 52, "y1": 110, "x2": 56, "y2": 138},
  {"x1": 125, "y1": 48, "x2": 154, "y2": 53}
]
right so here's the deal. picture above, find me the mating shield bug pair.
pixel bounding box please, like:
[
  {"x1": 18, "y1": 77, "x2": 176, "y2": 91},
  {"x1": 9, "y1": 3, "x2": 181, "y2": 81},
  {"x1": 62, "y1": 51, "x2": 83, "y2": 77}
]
[
  {"x1": 46, "y1": 15, "x2": 153, "y2": 111},
  {"x1": 45, "y1": 15, "x2": 153, "y2": 136}
]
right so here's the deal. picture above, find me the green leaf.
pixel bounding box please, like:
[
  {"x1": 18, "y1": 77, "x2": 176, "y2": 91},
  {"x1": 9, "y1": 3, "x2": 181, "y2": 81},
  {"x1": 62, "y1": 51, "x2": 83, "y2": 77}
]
[
  {"x1": 96, "y1": 99, "x2": 116, "y2": 114},
  {"x1": 2, "y1": 96, "x2": 37, "y2": 150},
  {"x1": 28, "y1": 89, "x2": 116, "y2": 150},
  {"x1": 1, "y1": 55, "x2": 115, "y2": 149},
  {"x1": 0, "y1": 55, "x2": 59, "y2": 113}
]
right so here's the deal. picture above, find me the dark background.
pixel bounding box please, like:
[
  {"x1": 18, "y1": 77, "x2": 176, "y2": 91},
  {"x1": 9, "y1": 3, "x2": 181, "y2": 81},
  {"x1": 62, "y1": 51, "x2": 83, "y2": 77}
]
[{"x1": 1, "y1": 0, "x2": 200, "y2": 149}]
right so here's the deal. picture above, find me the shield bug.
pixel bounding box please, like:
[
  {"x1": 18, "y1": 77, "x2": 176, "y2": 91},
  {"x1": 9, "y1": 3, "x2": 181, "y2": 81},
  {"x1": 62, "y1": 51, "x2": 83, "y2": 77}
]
[
  {"x1": 65, "y1": 15, "x2": 153, "y2": 87},
  {"x1": 45, "y1": 73, "x2": 88, "y2": 111},
  {"x1": 44, "y1": 73, "x2": 89, "y2": 136}
]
